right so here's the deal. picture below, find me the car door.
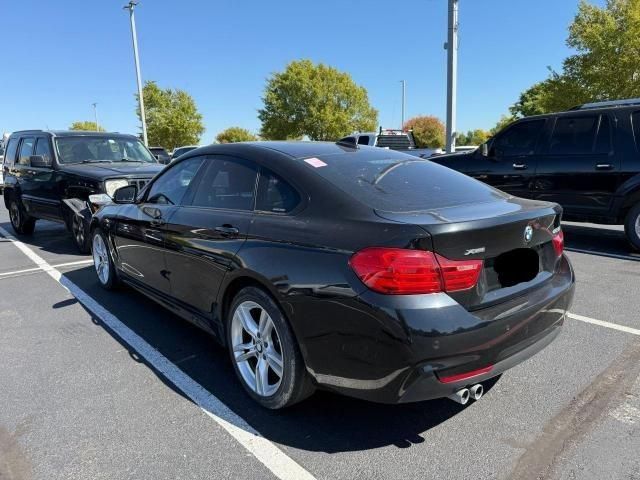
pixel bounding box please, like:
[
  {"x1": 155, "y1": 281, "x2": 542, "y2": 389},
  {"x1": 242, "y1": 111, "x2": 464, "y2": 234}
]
[
  {"x1": 113, "y1": 156, "x2": 206, "y2": 296},
  {"x1": 163, "y1": 155, "x2": 258, "y2": 319},
  {"x1": 533, "y1": 113, "x2": 619, "y2": 215},
  {"x1": 14, "y1": 137, "x2": 37, "y2": 214},
  {"x1": 28, "y1": 137, "x2": 59, "y2": 220},
  {"x1": 479, "y1": 119, "x2": 547, "y2": 197}
]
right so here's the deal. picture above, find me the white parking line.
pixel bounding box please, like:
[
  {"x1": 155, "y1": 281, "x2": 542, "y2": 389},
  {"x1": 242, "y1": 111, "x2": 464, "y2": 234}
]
[
  {"x1": 565, "y1": 247, "x2": 640, "y2": 262},
  {"x1": 0, "y1": 259, "x2": 93, "y2": 278},
  {"x1": 568, "y1": 312, "x2": 640, "y2": 336},
  {"x1": 0, "y1": 226, "x2": 316, "y2": 480}
]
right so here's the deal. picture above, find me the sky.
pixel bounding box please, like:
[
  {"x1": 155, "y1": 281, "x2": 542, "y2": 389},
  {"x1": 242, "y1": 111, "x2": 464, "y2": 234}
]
[{"x1": 1, "y1": 0, "x2": 605, "y2": 143}]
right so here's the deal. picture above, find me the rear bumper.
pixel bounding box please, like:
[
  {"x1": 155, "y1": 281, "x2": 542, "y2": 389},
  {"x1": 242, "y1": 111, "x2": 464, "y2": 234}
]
[{"x1": 301, "y1": 255, "x2": 575, "y2": 404}]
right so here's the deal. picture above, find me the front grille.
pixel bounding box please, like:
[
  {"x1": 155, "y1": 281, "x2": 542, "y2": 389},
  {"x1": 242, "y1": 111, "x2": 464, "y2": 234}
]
[{"x1": 128, "y1": 178, "x2": 151, "y2": 192}]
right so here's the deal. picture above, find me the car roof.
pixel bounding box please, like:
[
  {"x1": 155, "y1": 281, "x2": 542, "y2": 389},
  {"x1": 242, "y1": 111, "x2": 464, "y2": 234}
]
[
  {"x1": 10, "y1": 130, "x2": 139, "y2": 139},
  {"x1": 243, "y1": 141, "x2": 358, "y2": 159},
  {"x1": 185, "y1": 141, "x2": 413, "y2": 165}
]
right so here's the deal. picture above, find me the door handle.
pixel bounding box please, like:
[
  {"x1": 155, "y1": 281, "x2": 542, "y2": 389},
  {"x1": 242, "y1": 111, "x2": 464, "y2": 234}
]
[
  {"x1": 512, "y1": 163, "x2": 528, "y2": 170},
  {"x1": 214, "y1": 225, "x2": 239, "y2": 236},
  {"x1": 595, "y1": 163, "x2": 613, "y2": 170},
  {"x1": 150, "y1": 218, "x2": 166, "y2": 227}
]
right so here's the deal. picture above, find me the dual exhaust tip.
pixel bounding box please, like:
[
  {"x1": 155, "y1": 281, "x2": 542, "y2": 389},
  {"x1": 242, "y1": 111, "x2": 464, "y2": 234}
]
[{"x1": 448, "y1": 383, "x2": 483, "y2": 405}]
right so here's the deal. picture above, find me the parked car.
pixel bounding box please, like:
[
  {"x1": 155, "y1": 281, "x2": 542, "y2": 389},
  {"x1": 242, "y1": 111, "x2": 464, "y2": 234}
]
[
  {"x1": 0, "y1": 141, "x2": 5, "y2": 194},
  {"x1": 339, "y1": 128, "x2": 441, "y2": 158},
  {"x1": 430, "y1": 98, "x2": 640, "y2": 250},
  {"x1": 171, "y1": 145, "x2": 199, "y2": 161},
  {"x1": 149, "y1": 146, "x2": 171, "y2": 164},
  {"x1": 2, "y1": 130, "x2": 163, "y2": 252},
  {"x1": 89, "y1": 141, "x2": 574, "y2": 409}
]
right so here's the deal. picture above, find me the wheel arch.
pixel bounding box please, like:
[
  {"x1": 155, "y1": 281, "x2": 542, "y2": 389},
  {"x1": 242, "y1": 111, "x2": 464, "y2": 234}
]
[{"x1": 216, "y1": 273, "x2": 300, "y2": 351}]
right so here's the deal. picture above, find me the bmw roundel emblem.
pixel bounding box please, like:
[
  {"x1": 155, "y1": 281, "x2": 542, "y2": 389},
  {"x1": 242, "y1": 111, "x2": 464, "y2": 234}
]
[{"x1": 524, "y1": 225, "x2": 534, "y2": 244}]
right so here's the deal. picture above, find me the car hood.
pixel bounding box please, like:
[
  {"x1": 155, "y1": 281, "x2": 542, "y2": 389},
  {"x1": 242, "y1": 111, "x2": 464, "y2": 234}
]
[{"x1": 61, "y1": 162, "x2": 164, "y2": 179}]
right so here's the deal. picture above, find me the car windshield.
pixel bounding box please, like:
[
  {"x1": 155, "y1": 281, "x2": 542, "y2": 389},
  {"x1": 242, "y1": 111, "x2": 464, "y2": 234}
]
[
  {"x1": 54, "y1": 136, "x2": 156, "y2": 164},
  {"x1": 308, "y1": 149, "x2": 506, "y2": 212}
]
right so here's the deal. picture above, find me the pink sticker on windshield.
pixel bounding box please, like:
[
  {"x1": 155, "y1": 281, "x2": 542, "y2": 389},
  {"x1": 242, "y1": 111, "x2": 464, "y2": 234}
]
[{"x1": 304, "y1": 157, "x2": 327, "y2": 168}]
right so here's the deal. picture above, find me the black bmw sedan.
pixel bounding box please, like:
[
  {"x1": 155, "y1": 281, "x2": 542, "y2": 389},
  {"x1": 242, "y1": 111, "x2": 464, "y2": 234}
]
[{"x1": 89, "y1": 141, "x2": 574, "y2": 409}]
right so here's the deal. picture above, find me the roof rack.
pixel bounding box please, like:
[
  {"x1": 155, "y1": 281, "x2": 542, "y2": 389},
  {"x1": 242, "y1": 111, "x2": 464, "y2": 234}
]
[{"x1": 569, "y1": 98, "x2": 640, "y2": 111}]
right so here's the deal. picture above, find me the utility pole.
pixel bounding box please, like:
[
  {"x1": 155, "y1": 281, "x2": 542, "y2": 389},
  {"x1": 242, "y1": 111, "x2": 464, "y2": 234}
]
[
  {"x1": 445, "y1": 0, "x2": 459, "y2": 153},
  {"x1": 400, "y1": 80, "x2": 406, "y2": 130},
  {"x1": 92, "y1": 103, "x2": 99, "y2": 131},
  {"x1": 124, "y1": 1, "x2": 148, "y2": 145}
]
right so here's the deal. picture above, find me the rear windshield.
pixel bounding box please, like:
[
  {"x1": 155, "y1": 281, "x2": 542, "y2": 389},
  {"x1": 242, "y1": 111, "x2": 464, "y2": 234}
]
[
  {"x1": 306, "y1": 149, "x2": 506, "y2": 212},
  {"x1": 55, "y1": 136, "x2": 156, "y2": 164}
]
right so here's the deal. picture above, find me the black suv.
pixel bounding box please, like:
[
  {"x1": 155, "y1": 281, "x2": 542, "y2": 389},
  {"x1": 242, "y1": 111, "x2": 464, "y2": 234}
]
[
  {"x1": 431, "y1": 98, "x2": 640, "y2": 250},
  {"x1": 2, "y1": 130, "x2": 164, "y2": 252}
]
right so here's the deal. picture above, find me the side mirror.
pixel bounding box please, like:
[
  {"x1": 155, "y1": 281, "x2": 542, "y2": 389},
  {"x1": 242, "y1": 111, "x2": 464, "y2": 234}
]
[
  {"x1": 481, "y1": 144, "x2": 489, "y2": 157},
  {"x1": 30, "y1": 155, "x2": 51, "y2": 168},
  {"x1": 113, "y1": 185, "x2": 138, "y2": 204}
]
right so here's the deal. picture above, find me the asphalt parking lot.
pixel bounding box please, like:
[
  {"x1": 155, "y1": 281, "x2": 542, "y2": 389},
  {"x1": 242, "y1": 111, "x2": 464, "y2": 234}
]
[{"x1": 1, "y1": 202, "x2": 639, "y2": 480}]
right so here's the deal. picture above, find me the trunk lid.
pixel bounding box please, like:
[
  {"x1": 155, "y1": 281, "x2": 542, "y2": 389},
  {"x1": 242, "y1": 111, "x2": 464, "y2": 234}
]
[{"x1": 375, "y1": 197, "x2": 563, "y2": 310}]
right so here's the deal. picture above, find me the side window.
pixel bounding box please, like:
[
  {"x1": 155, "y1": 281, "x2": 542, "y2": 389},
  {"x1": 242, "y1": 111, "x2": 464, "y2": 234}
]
[
  {"x1": 594, "y1": 115, "x2": 612, "y2": 154},
  {"x1": 190, "y1": 157, "x2": 258, "y2": 211},
  {"x1": 147, "y1": 156, "x2": 205, "y2": 205},
  {"x1": 550, "y1": 116, "x2": 599, "y2": 155},
  {"x1": 18, "y1": 137, "x2": 35, "y2": 165},
  {"x1": 632, "y1": 112, "x2": 640, "y2": 151},
  {"x1": 493, "y1": 120, "x2": 544, "y2": 156},
  {"x1": 34, "y1": 138, "x2": 53, "y2": 164},
  {"x1": 357, "y1": 135, "x2": 370, "y2": 146},
  {"x1": 256, "y1": 169, "x2": 301, "y2": 213},
  {"x1": 4, "y1": 138, "x2": 19, "y2": 166}
]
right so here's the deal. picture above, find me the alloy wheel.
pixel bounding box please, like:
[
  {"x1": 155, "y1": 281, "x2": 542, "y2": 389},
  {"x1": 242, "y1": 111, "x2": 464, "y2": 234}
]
[
  {"x1": 73, "y1": 215, "x2": 85, "y2": 247},
  {"x1": 92, "y1": 234, "x2": 110, "y2": 285},
  {"x1": 231, "y1": 301, "x2": 284, "y2": 397},
  {"x1": 635, "y1": 213, "x2": 640, "y2": 238},
  {"x1": 9, "y1": 202, "x2": 20, "y2": 229}
]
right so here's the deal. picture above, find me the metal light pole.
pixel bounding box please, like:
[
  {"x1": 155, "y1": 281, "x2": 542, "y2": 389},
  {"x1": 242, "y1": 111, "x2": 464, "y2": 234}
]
[
  {"x1": 92, "y1": 102, "x2": 99, "y2": 131},
  {"x1": 124, "y1": 1, "x2": 148, "y2": 145},
  {"x1": 445, "y1": 0, "x2": 459, "y2": 153},
  {"x1": 400, "y1": 80, "x2": 406, "y2": 130}
]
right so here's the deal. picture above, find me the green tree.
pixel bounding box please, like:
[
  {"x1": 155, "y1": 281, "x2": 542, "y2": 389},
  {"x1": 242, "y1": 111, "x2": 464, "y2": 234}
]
[
  {"x1": 216, "y1": 127, "x2": 258, "y2": 144},
  {"x1": 403, "y1": 115, "x2": 445, "y2": 148},
  {"x1": 258, "y1": 59, "x2": 378, "y2": 141},
  {"x1": 69, "y1": 121, "x2": 105, "y2": 132},
  {"x1": 137, "y1": 81, "x2": 205, "y2": 150},
  {"x1": 511, "y1": 0, "x2": 640, "y2": 117},
  {"x1": 456, "y1": 129, "x2": 491, "y2": 146}
]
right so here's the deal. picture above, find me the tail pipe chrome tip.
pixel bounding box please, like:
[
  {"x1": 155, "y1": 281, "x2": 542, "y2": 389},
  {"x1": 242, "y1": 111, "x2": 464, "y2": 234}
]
[
  {"x1": 469, "y1": 383, "x2": 484, "y2": 401},
  {"x1": 448, "y1": 388, "x2": 470, "y2": 405}
]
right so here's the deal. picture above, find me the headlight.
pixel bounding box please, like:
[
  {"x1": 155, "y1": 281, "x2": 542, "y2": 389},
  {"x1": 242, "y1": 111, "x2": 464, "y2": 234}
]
[{"x1": 104, "y1": 179, "x2": 129, "y2": 197}]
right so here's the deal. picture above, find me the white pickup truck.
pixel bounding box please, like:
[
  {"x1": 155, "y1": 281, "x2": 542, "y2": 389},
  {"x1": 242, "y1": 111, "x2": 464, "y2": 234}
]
[{"x1": 338, "y1": 128, "x2": 442, "y2": 158}]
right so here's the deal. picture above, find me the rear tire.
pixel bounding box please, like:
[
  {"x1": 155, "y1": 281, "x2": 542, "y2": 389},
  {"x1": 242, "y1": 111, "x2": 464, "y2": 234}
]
[
  {"x1": 91, "y1": 229, "x2": 118, "y2": 290},
  {"x1": 624, "y1": 203, "x2": 640, "y2": 252},
  {"x1": 227, "y1": 286, "x2": 314, "y2": 409},
  {"x1": 9, "y1": 195, "x2": 36, "y2": 235}
]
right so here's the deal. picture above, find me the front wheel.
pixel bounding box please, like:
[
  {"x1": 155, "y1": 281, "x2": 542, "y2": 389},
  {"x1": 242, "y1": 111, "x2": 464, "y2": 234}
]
[
  {"x1": 624, "y1": 203, "x2": 640, "y2": 252},
  {"x1": 92, "y1": 229, "x2": 118, "y2": 290},
  {"x1": 72, "y1": 213, "x2": 90, "y2": 253},
  {"x1": 227, "y1": 287, "x2": 314, "y2": 409},
  {"x1": 9, "y1": 196, "x2": 36, "y2": 235}
]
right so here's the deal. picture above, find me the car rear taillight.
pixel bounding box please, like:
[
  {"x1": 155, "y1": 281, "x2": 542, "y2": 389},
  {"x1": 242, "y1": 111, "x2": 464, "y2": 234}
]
[
  {"x1": 552, "y1": 229, "x2": 564, "y2": 258},
  {"x1": 349, "y1": 247, "x2": 483, "y2": 295},
  {"x1": 436, "y1": 254, "x2": 483, "y2": 291}
]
